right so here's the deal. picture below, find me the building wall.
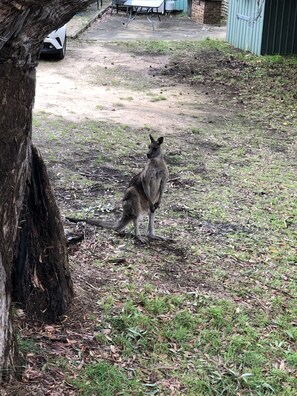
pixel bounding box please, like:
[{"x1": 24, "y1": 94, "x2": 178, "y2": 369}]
[
  {"x1": 192, "y1": 0, "x2": 222, "y2": 25},
  {"x1": 221, "y1": 0, "x2": 229, "y2": 22},
  {"x1": 227, "y1": 0, "x2": 265, "y2": 55},
  {"x1": 262, "y1": 0, "x2": 297, "y2": 55},
  {"x1": 173, "y1": 0, "x2": 188, "y2": 13}
]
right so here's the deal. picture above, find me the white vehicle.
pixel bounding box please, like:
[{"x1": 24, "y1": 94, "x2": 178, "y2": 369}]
[{"x1": 41, "y1": 25, "x2": 67, "y2": 59}]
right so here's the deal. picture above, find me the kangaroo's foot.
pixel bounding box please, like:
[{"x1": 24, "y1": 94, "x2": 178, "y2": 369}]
[
  {"x1": 135, "y1": 235, "x2": 148, "y2": 244},
  {"x1": 147, "y1": 233, "x2": 176, "y2": 243},
  {"x1": 147, "y1": 233, "x2": 167, "y2": 241}
]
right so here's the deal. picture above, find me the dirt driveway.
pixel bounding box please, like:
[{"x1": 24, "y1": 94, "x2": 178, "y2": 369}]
[
  {"x1": 35, "y1": 14, "x2": 225, "y2": 134},
  {"x1": 35, "y1": 43, "x2": 202, "y2": 133}
]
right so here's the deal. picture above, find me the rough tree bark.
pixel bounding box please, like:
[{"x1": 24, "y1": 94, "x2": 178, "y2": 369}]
[{"x1": 0, "y1": 0, "x2": 94, "y2": 382}]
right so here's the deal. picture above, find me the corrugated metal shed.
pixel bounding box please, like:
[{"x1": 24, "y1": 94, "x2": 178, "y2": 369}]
[
  {"x1": 173, "y1": 0, "x2": 188, "y2": 13},
  {"x1": 227, "y1": 0, "x2": 297, "y2": 55},
  {"x1": 227, "y1": 0, "x2": 264, "y2": 54},
  {"x1": 262, "y1": 0, "x2": 297, "y2": 54}
]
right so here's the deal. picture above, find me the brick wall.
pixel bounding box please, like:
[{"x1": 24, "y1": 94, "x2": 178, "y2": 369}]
[{"x1": 192, "y1": 0, "x2": 222, "y2": 25}]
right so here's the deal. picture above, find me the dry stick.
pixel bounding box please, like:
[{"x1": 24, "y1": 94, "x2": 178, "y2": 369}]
[{"x1": 85, "y1": 280, "x2": 101, "y2": 292}]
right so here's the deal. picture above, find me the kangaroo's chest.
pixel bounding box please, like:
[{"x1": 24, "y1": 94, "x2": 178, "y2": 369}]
[
  {"x1": 151, "y1": 166, "x2": 166, "y2": 178},
  {"x1": 146, "y1": 164, "x2": 168, "y2": 195},
  {"x1": 148, "y1": 165, "x2": 167, "y2": 183}
]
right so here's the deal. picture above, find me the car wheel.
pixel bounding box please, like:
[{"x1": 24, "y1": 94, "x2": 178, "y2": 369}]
[{"x1": 56, "y1": 36, "x2": 67, "y2": 60}]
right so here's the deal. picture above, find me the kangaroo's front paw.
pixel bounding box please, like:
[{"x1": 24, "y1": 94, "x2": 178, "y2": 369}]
[
  {"x1": 154, "y1": 201, "x2": 160, "y2": 210},
  {"x1": 150, "y1": 203, "x2": 155, "y2": 213}
]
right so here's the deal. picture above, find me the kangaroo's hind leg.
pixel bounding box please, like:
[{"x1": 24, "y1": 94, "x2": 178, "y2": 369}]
[
  {"x1": 123, "y1": 187, "x2": 147, "y2": 243},
  {"x1": 147, "y1": 211, "x2": 166, "y2": 241},
  {"x1": 133, "y1": 217, "x2": 147, "y2": 243}
]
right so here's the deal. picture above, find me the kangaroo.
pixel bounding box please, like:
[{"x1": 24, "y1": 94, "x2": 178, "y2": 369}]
[{"x1": 67, "y1": 135, "x2": 169, "y2": 242}]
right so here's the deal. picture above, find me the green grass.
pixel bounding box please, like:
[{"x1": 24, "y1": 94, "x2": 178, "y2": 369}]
[
  {"x1": 70, "y1": 361, "x2": 141, "y2": 395},
  {"x1": 117, "y1": 39, "x2": 232, "y2": 57},
  {"x1": 18, "y1": 337, "x2": 40, "y2": 356},
  {"x1": 87, "y1": 290, "x2": 297, "y2": 395}
]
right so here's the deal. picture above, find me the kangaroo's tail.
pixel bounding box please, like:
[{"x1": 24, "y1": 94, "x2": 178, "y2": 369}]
[{"x1": 66, "y1": 216, "x2": 132, "y2": 231}]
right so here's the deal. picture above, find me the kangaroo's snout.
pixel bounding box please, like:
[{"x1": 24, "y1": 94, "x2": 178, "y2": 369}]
[{"x1": 147, "y1": 142, "x2": 161, "y2": 159}]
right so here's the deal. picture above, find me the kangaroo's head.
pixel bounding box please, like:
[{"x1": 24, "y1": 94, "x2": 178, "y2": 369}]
[{"x1": 147, "y1": 134, "x2": 164, "y2": 159}]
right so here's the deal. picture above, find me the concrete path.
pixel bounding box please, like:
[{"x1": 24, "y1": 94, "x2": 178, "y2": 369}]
[
  {"x1": 82, "y1": 12, "x2": 226, "y2": 41},
  {"x1": 68, "y1": 1, "x2": 226, "y2": 41}
]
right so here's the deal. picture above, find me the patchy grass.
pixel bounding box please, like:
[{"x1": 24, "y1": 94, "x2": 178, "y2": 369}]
[
  {"x1": 83, "y1": 290, "x2": 297, "y2": 395},
  {"x1": 121, "y1": 39, "x2": 297, "y2": 130},
  {"x1": 149, "y1": 94, "x2": 167, "y2": 102},
  {"x1": 13, "y1": 40, "x2": 297, "y2": 395},
  {"x1": 91, "y1": 63, "x2": 159, "y2": 91}
]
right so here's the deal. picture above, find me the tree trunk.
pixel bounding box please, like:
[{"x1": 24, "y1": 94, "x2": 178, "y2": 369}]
[
  {"x1": 12, "y1": 146, "x2": 73, "y2": 323},
  {"x1": 0, "y1": 54, "x2": 72, "y2": 383},
  {"x1": 0, "y1": 63, "x2": 34, "y2": 381},
  {"x1": 0, "y1": 0, "x2": 94, "y2": 381}
]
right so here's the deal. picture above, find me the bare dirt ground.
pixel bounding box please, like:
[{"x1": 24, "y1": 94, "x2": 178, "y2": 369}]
[{"x1": 35, "y1": 41, "x2": 213, "y2": 134}]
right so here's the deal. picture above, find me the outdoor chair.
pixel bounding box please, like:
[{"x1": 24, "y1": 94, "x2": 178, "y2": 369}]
[{"x1": 110, "y1": 0, "x2": 127, "y2": 15}]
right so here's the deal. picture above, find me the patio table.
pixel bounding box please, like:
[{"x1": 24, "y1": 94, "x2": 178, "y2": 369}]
[{"x1": 124, "y1": 0, "x2": 164, "y2": 30}]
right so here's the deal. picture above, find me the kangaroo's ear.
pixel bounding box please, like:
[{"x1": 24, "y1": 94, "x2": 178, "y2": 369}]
[
  {"x1": 157, "y1": 137, "x2": 164, "y2": 145},
  {"x1": 149, "y1": 134, "x2": 155, "y2": 143}
]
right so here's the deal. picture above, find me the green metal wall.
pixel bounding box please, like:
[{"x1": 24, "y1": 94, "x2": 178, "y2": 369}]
[
  {"x1": 261, "y1": 0, "x2": 297, "y2": 54},
  {"x1": 227, "y1": 0, "x2": 265, "y2": 55},
  {"x1": 227, "y1": 0, "x2": 297, "y2": 55},
  {"x1": 173, "y1": 0, "x2": 188, "y2": 13}
]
